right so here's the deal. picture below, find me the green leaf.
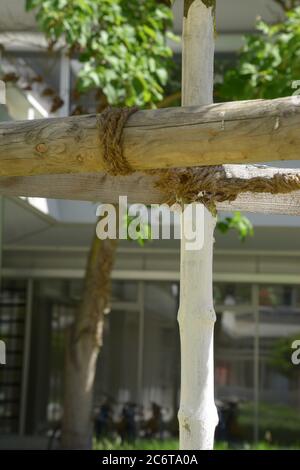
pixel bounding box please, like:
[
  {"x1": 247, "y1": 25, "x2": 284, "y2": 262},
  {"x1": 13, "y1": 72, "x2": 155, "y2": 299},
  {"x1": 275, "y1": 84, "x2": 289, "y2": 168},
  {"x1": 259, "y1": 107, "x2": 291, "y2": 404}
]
[
  {"x1": 217, "y1": 212, "x2": 254, "y2": 242},
  {"x1": 156, "y1": 67, "x2": 168, "y2": 84},
  {"x1": 25, "y1": 0, "x2": 38, "y2": 11}
]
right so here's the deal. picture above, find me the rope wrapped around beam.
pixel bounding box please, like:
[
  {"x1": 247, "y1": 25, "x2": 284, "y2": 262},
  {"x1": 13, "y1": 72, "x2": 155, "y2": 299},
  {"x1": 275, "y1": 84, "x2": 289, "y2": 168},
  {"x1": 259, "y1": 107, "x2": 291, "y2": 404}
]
[
  {"x1": 97, "y1": 106, "x2": 138, "y2": 176},
  {"x1": 97, "y1": 107, "x2": 300, "y2": 213},
  {"x1": 153, "y1": 167, "x2": 300, "y2": 214}
]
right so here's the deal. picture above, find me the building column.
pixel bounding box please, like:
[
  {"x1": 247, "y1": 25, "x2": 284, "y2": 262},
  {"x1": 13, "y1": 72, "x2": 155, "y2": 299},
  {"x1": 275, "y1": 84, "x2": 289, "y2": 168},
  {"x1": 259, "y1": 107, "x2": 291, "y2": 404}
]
[
  {"x1": 19, "y1": 279, "x2": 34, "y2": 435},
  {"x1": 137, "y1": 281, "x2": 145, "y2": 404},
  {"x1": 253, "y1": 284, "x2": 260, "y2": 444}
]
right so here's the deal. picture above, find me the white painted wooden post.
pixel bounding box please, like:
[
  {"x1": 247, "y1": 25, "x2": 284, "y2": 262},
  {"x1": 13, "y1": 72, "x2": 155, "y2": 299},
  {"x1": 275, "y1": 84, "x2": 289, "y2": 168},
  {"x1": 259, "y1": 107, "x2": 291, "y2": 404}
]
[{"x1": 178, "y1": 0, "x2": 219, "y2": 450}]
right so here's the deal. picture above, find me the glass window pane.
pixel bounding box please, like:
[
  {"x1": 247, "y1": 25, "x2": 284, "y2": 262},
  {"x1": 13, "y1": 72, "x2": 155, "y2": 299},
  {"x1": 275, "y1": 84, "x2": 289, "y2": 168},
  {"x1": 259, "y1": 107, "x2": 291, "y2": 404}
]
[
  {"x1": 259, "y1": 285, "x2": 293, "y2": 308},
  {"x1": 0, "y1": 280, "x2": 26, "y2": 434},
  {"x1": 258, "y1": 284, "x2": 300, "y2": 446},
  {"x1": 214, "y1": 283, "x2": 251, "y2": 306},
  {"x1": 214, "y1": 286, "x2": 255, "y2": 443}
]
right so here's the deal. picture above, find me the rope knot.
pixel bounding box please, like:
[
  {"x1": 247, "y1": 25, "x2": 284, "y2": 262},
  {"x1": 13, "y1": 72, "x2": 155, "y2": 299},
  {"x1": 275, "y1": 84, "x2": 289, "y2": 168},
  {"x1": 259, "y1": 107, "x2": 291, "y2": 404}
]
[
  {"x1": 97, "y1": 106, "x2": 138, "y2": 176},
  {"x1": 96, "y1": 107, "x2": 300, "y2": 215}
]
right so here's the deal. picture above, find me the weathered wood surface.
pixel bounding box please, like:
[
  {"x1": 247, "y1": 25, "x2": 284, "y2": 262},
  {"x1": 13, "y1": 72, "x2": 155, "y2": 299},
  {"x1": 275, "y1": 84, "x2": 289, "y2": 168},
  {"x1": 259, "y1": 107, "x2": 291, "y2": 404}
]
[
  {"x1": 0, "y1": 96, "x2": 300, "y2": 177},
  {"x1": 178, "y1": 0, "x2": 218, "y2": 451},
  {"x1": 0, "y1": 172, "x2": 163, "y2": 203},
  {"x1": 1, "y1": 164, "x2": 300, "y2": 215}
]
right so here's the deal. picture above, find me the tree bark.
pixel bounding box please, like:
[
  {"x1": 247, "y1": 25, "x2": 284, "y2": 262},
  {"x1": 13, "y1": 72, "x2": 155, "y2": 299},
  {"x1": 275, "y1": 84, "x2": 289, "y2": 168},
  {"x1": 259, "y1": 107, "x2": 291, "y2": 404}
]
[
  {"x1": 61, "y1": 234, "x2": 117, "y2": 449},
  {"x1": 178, "y1": 0, "x2": 218, "y2": 450}
]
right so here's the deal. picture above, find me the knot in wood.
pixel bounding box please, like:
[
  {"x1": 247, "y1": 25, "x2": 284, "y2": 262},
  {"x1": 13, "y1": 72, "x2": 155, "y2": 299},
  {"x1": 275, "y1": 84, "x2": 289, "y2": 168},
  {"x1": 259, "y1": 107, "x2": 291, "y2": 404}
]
[{"x1": 36, "y1": 143, "x2": 47, "y2": 154}]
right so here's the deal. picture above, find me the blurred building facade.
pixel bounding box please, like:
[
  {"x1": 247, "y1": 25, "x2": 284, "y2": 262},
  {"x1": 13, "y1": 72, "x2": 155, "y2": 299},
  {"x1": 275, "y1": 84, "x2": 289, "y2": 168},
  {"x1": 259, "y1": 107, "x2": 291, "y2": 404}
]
[{"x1": 0, "y1": 0, "x2": 300, "y2": 448}]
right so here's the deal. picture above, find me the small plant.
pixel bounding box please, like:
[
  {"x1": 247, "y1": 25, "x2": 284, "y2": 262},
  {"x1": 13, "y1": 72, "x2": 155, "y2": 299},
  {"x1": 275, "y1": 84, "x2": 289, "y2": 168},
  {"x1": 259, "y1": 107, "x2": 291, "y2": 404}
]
[
  {"x1": 124, "y1": 210, "x2": 152, "y2": 247},
  {"x1": 217, "y1": 211, "x2": 254, "y2": 241}
]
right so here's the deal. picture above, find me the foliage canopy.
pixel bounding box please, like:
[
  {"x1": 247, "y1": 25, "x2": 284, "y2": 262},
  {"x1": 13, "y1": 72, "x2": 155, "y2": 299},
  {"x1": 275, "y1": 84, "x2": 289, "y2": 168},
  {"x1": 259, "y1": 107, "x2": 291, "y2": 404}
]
[
  {"x1": 26, "y1": 0, "x2": 175, "y2": 107},
  {"x1": 218, "y1": 7, "x2": 300, "y2": 101}
]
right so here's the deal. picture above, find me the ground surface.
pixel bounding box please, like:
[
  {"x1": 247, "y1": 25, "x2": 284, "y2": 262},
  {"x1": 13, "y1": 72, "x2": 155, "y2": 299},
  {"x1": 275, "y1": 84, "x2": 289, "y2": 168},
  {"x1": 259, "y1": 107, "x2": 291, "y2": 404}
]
[{"x1": 94, "y1": 439, "x2": 300, "y2": 450}]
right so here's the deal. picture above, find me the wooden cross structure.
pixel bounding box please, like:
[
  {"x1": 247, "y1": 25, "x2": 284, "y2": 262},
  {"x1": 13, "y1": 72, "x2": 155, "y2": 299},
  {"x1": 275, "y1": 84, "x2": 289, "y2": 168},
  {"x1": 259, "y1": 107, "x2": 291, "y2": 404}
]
[
  {"x1": 1, "y1": 96, "x2": 300, "y2": 215},
  {"x1": 1, "y1": 0, "x2": 300, "y2": 449},
  {"x1": 0, "y1": 96, "x2": 300, "y2": 214}
]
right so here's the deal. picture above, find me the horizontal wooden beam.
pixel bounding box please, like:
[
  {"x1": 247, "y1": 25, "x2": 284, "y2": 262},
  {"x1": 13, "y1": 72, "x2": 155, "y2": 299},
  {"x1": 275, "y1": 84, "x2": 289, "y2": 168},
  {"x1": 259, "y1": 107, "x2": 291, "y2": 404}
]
[
  {"x1": 0, "y1": 96, "x2": 300, "y2": 177},
  {"x1": 1, "y1": 164, "x2": 300, "y2": 215},
  {"x1": 0, "y1": 172, "x2": 162, "y2": 204}
]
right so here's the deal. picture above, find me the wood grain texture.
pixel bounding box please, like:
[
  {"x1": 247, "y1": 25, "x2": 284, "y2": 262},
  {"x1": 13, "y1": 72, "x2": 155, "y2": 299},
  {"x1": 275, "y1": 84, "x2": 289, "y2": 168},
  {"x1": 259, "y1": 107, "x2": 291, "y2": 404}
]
[
  {"x1": 1, "y1": 164, "x2": 300, "y2": 214},
  {"x1": 1, "y1": 96, "x2": 300, "y2": 177},
  {"x1": 0, "y1": 172, "x2": 162, "y2": 204}
]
